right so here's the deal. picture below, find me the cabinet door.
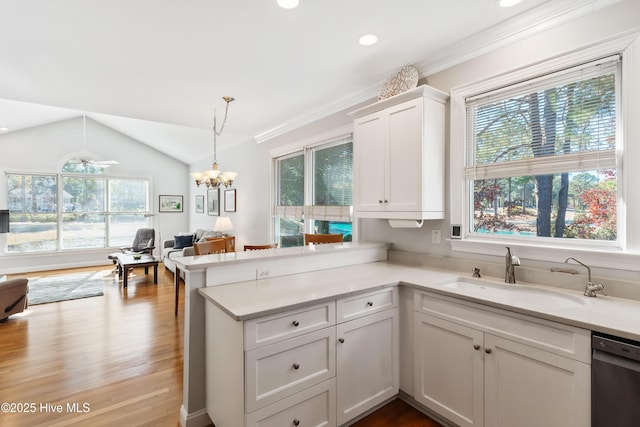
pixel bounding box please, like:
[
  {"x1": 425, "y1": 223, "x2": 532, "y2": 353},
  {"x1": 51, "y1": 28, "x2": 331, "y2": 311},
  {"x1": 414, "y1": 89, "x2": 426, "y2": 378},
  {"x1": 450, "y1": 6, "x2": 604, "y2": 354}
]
[
  {"x1": 336, "y1": 308, "x2": 399, "y2": 425},
  {"x1": 414, "y1": 312, "x2": 484, "y2": 427},
  {"x1": 386, "y1": 98, "x2": 423, "y2": 212},
  {"x1": 484, "y1": 334, "x2": 590, "y2": 427},
  {"x1": 354, "y1": 111, "x2": 387, "y2": 212}
]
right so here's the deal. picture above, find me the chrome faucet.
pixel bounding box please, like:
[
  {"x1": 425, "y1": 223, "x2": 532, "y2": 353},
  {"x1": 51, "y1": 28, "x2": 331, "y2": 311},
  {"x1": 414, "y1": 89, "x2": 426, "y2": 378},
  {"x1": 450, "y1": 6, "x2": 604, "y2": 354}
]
[
  {"x1": 564, "y1": 257, "x2": 606, "y2": 297},
  {"x1": 505, "y1": 247, "x2": 521, "y2": 283}
]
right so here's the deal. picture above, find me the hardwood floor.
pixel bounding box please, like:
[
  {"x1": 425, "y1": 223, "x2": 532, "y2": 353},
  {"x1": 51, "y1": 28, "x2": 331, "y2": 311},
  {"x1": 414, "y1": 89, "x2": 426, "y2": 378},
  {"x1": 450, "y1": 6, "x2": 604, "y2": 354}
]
[
  {"x1": 351, "y1": 399, "x2": 444, "y2": 427},
  {"x1": 1, "y1": 263, "x2": 442, "y2": 427},
  {"x1": 1, "y1": 264, "x2": 184, "y2": 427}
]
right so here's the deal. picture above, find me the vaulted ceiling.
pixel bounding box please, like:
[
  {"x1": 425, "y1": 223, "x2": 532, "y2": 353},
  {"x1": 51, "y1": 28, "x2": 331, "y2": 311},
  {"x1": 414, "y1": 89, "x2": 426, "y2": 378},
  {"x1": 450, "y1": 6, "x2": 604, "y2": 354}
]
[{"x1": 0, "y1": 0, "x2": 618, "y2": 164}]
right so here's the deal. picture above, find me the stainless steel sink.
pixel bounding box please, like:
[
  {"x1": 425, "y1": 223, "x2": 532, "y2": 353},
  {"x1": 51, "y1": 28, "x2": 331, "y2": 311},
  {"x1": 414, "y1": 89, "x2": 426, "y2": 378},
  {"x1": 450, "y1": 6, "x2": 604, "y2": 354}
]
[{"x1": 439, "y1": 277, "x2": 586, "y2": 308}]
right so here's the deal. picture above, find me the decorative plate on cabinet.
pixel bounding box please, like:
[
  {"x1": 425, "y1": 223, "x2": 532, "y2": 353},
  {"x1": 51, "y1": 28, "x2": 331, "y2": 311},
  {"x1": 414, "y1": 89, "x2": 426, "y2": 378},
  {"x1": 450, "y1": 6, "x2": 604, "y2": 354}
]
[{"x1": 378, "y1": 66, "x2": 419, "y2": 100}]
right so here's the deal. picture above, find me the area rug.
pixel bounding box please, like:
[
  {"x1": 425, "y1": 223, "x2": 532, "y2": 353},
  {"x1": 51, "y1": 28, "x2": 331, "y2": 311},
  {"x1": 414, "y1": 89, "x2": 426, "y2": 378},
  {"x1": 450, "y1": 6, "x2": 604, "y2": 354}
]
[{"x1": 27, "y1": 271, "x2": 108, "y2": 305}]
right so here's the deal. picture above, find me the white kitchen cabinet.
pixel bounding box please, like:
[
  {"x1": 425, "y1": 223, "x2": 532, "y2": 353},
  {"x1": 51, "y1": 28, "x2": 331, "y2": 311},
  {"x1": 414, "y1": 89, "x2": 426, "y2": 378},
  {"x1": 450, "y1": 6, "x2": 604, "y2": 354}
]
[
  {"x1": 414, "y1": 291, "x2": 591, "y2": 427},
  {"x1": 352, "y1": 85, "x2": 448, "y2": 220},
  {"x1": 205, "y1": 288, "x2": 399, "y2": 427},
  {"x1": 336, "y1": 307, "x2": 399, "y2": 425},
  {"x1": 246, "y1": 379, "x2": 336, "y2": 427},
  {"x1": 415, "y1": 312, "x2": 483, "y2": 427}
]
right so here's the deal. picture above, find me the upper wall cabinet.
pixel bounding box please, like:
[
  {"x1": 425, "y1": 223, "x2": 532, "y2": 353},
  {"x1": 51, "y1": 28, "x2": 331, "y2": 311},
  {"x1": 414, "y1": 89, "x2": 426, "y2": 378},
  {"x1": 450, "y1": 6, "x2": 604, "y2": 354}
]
[{"x1": 352, "y1": 85, "x2": 448, "y2": 220}]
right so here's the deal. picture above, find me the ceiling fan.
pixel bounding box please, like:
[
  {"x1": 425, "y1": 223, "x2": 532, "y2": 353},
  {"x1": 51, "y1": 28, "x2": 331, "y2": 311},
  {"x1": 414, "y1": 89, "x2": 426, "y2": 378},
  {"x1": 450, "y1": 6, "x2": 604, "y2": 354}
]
[{"x1": 66, "y1": 114, "x2": 120, "y2": 168}]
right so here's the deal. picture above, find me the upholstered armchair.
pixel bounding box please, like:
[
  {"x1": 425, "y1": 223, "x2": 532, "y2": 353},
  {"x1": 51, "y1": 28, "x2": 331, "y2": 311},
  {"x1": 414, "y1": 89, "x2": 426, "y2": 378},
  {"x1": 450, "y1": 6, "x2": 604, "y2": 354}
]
[
  {"x1": 121, "y1": 228, "x2": 155, "y2": 254},
  {"x1": 1, "y1": 278, "x2": 29, "y2": 322}
]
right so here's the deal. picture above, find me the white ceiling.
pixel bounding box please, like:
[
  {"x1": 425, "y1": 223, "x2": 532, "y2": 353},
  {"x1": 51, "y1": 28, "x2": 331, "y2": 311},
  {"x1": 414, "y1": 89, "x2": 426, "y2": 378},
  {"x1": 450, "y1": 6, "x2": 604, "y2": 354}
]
[{"x1": 0, "y1": 0, "x2": 618, "y2": 164}]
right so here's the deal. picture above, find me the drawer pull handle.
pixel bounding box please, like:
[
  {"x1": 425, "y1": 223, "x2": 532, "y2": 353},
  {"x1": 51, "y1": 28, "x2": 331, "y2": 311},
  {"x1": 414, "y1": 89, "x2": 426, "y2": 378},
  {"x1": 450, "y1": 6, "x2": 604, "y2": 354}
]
[
  {"x1": 292, "y1": 320, "x2": 300, "y2": 327},
  {"x1": 485, "y1": 348, "x2": 492, "y2": 354},
  {"x1": 293, "y1": 363, "x2": 300, "y2": 370},
  {"x1": 338, "y1": 338, "x2": 345, "y2": 344},
  {"x1": 473, "y1": 344, "x2": 480, "y2": 350},
  {"x1": 293, "y1": 419, "x2": 300, "y2": 426},
  {"x1": 367, "y1": 301, "x2": 374, "y2": 307}
]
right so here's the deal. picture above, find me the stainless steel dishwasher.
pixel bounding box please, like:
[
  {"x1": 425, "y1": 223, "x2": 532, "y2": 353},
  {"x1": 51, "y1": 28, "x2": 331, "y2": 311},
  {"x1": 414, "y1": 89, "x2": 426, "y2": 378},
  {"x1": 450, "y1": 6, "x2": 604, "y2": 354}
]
[{"x1": 592, "y1": 333, "x2": 640, "y2": 426}]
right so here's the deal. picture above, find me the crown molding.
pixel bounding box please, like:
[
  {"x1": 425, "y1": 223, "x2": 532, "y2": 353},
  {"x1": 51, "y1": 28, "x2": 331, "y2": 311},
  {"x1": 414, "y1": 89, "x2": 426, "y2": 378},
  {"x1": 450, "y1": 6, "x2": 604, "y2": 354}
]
[
  {"x1": 254, "y1": 81, "x2": 381, "y2": 144},
  {"x1": 254, "y1": 0, "x2": 623, "y2": 145},
  {"x1": 415, "y1": 0, "x2": 624, "y2": 77}
]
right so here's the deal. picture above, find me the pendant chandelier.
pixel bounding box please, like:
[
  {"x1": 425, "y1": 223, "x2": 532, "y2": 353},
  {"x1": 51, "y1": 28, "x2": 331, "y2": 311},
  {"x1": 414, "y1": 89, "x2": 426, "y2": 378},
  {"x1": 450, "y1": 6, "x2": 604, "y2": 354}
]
[{"x1": 190, "y1": 96, "x2": 237, "y2": 188}]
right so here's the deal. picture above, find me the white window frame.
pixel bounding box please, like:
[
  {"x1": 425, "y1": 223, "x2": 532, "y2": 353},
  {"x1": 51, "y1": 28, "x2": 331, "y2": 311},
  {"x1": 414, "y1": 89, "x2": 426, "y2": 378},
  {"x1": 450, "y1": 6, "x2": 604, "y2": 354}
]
[
  {"x1": 5, "y1": 170, "x2": 152, "y2": 253},
  {"x1": 271, "y1": 126, "x2": 354, "y2": 245},
  {"x1": 449, "y1": 33, "x2": 640, "y2": 270}
]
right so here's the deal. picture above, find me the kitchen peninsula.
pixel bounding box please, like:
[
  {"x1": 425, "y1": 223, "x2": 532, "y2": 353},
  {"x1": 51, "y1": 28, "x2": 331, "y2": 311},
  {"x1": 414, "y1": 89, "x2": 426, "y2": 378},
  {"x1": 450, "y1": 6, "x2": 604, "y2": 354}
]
[{"x1": 195, "y1": 245, "x2": 640, "y2": 427}]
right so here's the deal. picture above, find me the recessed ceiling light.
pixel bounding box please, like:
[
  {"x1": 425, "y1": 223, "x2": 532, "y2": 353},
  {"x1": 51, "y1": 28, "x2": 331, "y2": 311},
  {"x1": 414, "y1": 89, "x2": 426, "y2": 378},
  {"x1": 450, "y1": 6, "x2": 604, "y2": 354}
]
[
  {"x1": 359, "y1": 34, "x2": 378, "y2": 46},
  {"x1": 0, "y1": 127, "x2": 8, "y2": 132},
  {"x1": 498, "y1": 0, "x2": 523, "y2": 7},
  {"x1": 277, "y1": 0, "x2": 299, "y2": 9}
]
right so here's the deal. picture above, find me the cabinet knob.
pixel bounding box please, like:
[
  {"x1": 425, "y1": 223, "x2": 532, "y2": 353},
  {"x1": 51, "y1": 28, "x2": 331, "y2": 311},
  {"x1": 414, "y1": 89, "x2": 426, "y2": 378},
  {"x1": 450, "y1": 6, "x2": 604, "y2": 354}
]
[
  {"x1": 473, "y1": 344, "x2": 480, "y2": 350},
  {"x1": 293, "y1": 363, "x2": 300, "y2": 370},
  {"x1": 367, "y1": 301, "x2": 374, "y2": 307},
  {"x1": 338, "y1": 338, "x2": 345, "y2": 344},
  {"x1": 384, "y1": 200, "x2": 389, "y2": 203},
  {"x1": 293, "y1": 419, "x2": 300, "y2": 427},
  {"x1": 379, "y1": 200, "x2": 383, "y2": 204},
  {"x1": 292, "y1": 320, "x2": 299, "y2": 327},
  {"x1": 485, "y1": 348, "x2": 492, "y2": 354}
]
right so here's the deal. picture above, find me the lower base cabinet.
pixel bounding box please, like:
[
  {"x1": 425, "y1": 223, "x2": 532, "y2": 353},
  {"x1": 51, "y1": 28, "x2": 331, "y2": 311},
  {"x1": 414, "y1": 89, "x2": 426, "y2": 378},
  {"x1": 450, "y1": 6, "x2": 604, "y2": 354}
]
[
  {"x1": 414, "y1": 291, "x2": 591, "y2": 427},
  {"x1": 205, "y1": 287, "x2": 399, "y2": 427},
  {"x1": 337, "y1": 308, "x2": 399, "y2": 425}
]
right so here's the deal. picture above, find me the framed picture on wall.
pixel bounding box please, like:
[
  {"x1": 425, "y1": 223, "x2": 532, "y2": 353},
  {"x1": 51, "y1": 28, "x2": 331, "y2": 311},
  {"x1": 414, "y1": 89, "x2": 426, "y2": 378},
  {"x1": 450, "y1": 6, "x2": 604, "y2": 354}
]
[
  {"x1": 195, "y1": 195, "x2": 204, "y2": 213},
  {"x1": 224, "y1": 189, "x2": 236, "y2": 212},
  {"x1": 159, "y1": 195, "x2": 183, "y2": 212},
  {"x1": 207, "y1": 188, "x2": 220, "y2": 216}
]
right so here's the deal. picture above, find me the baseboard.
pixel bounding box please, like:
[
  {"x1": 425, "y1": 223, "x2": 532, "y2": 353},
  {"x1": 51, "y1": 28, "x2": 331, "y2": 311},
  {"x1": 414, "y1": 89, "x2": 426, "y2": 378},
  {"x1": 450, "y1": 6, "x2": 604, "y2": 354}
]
[
  {"x1": 398, "y1": 390, "x2": 457, "y2": 427},
  {"x1": 180, "y1": 405, "x2": 212, "y2": 427},
  {"x1": 342, "y1": 395, "x2": 398, "y2": 426}
]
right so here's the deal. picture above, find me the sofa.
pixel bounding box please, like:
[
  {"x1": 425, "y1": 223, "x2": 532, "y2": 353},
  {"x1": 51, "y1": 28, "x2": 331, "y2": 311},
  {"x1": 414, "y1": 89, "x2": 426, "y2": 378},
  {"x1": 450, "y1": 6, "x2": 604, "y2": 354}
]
[
  {"x1": 162, "y1": 229, "x2": 222, "y2": 273},
  {"x1": 1, "y1": 278, "x2": 29, "y2": 322}
]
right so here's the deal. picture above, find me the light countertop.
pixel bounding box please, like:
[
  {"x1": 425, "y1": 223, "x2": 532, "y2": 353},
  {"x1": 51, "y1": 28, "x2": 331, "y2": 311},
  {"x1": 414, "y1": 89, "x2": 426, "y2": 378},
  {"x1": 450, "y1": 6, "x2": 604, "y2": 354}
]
[
  {"x1": 174, "y1": 241, "x2": 386, "y2": 271},
  {"x1": 198, "y1": 261, "x2": 640, "y2": 342}
]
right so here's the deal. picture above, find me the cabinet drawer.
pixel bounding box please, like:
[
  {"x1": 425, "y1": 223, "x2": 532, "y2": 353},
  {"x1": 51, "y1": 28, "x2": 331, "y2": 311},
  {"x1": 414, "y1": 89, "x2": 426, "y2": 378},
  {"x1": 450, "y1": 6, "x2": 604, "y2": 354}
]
[
  {"x1": 245, "y1": 302, "x2": 335, "y2": 350},
  {"x1": 246, "y1": 379, "x2": 336, "y2": 427},
  {"x1": 246, "y1": 328, "x2": 336, "y2": 413},
  {"x1": 337, "y1": 287, "x2": 397, "y2": 323},
  {"x1": 415, "y1": 290, "x2": 590, "y2": 362}
]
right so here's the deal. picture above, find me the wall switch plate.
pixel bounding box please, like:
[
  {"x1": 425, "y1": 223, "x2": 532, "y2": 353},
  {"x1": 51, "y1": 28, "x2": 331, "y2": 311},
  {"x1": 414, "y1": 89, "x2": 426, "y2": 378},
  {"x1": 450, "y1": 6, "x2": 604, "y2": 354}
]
[{"x1": 432, "y1": 229, "x2": 442, "y2": 244}]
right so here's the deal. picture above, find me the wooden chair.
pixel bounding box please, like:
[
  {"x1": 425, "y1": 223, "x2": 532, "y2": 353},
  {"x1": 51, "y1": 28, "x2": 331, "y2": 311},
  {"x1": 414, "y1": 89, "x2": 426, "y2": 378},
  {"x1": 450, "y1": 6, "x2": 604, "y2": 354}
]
[
  {"x1": 243, "y1": 243, "x2": 278, "y2": 251},
  {"x1": 304, "y1": 233, "x2": 343, "y2": 245},
  {"x1": 194, "y1": 238, "x2": 227, "y2": 255},
  {"x1": 205, "y1": 236, "x2": 235, "y2": 253}
]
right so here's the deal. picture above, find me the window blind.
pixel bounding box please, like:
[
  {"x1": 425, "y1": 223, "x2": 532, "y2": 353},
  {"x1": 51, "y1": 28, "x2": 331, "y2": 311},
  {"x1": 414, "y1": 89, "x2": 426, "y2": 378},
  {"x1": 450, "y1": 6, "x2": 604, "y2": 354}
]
[
  {"x1": 308, "y1": 140, "x2": 353, "y2": 221},
  {"x1": 465, "y1": 56, "x2": 619, "y2": 180},
  {"x1": 274, "y1": 152, "x2": 304, "y2": 218}
]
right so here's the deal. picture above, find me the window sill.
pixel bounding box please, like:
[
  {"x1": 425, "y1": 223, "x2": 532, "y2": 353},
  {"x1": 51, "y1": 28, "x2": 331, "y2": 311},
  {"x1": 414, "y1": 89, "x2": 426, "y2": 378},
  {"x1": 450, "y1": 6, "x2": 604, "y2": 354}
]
[{"x1": 450, "y1": 237, "x2": 640, "y2": 272}]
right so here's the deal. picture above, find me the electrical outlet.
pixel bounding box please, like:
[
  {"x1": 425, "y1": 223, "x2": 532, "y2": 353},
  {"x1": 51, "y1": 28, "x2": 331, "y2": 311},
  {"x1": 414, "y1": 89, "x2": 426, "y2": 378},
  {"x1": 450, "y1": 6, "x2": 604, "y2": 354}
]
[
  {"x1": 256, "y1": 268, "x2": 271, "y2": 279},
  {"x1": 432, "y1": 229, "x2": 442, "y2": 244}
]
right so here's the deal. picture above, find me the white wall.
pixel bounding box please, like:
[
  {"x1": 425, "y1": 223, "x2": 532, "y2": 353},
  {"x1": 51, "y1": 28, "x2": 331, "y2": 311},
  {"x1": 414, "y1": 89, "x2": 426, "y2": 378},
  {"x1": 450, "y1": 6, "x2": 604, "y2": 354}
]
[
  {"x1": 0, "y1": 116, "x2": 189, "y2": 273},
  {"x1": 188, "y1": 138, "x2": 272, "y2": 251}
]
